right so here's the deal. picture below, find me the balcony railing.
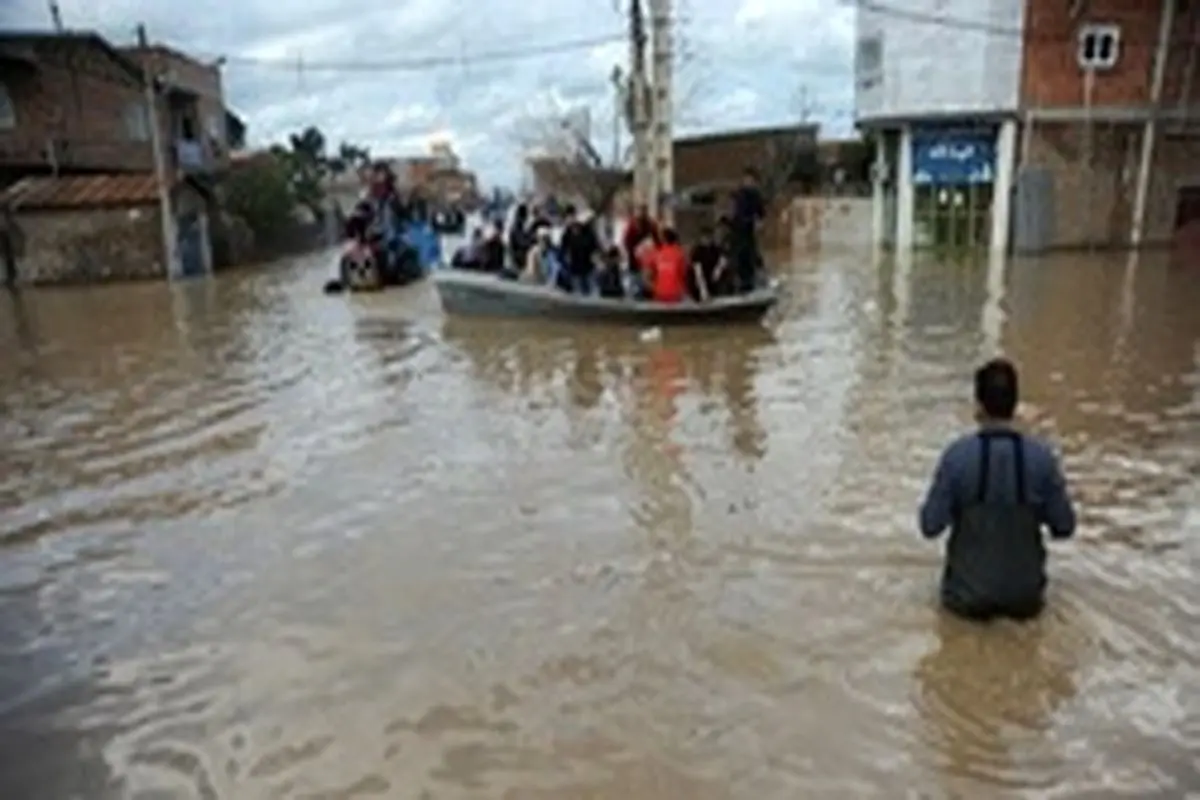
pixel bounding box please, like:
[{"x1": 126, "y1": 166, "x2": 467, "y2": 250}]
[
  {"x1": 171, "y1": 138, "x2": 228, "y2": 174},
  {"x1": 174, "y1": 138, "x2": 207, "y2": 171}
]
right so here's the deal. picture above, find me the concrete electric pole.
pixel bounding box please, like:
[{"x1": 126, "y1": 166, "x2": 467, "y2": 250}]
[
  {"x1": 647, "y1": 0, "x2": 673, "y2": 223},
  {"x1": 137, "y1": 23, "x2": 179, "y2": 279},
  {"x1": 627, "y1": 0, "x2": 651, "y2": 210},
  {"x1": 610, "y1": 64, "x2": 624, "y2": 168}
]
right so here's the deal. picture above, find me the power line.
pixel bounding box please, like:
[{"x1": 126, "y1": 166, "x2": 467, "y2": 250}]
[{"x1": 213, "y1": 32, "x2": 624, "y2": 72}]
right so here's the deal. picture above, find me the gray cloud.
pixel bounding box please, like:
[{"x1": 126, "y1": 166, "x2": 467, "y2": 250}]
[{"x1": 3, "y1": 0, "x2": 854, "y2": 186}]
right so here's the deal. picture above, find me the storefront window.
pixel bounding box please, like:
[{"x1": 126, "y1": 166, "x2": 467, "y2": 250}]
[{"x1": 912, "y1": 128, "x2": 996, "y2": 249}]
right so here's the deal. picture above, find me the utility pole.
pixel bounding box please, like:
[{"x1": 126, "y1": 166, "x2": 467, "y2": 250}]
[
  {"x1": 647, "y1": 0, "x2": 673, "y2": 223},
  {"x1": 610, "y1": 65, "x2": 624, "y2": 168},
  {"x1": 628, "y1": 0, "x2": 651, "y2": 211},
  {"x1": 137, "y1": 24, "x2": 179, "y2": 279},
  {"x1": 1130, "y1": 0, "x2": 1176, "y2": 248},
  {"x1": 47, "y1": 1, "x2": 63, "y2": 31},
  {"x1": 796, "y1": 84, "x2": 814, "y2": 123}
]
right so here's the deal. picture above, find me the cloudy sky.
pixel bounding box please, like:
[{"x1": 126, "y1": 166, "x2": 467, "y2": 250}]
[{"x1": 2, "y1": 0, "x2": 855, "y2": 187}]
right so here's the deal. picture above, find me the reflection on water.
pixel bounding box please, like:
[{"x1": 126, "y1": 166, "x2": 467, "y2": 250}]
[{"x1": 0, "y1": 226, "x2": 1198, "y2": 798}]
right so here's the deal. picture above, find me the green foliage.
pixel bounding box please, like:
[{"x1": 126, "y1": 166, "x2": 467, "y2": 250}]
[
  {"x1": 279, "y1": 126, "x2": 328, "y2": 220},
  {"x1": 227, "y1": 127, "x2": 371, "y2": 230},
  {"x1": 328, "y1": 142, "x2": 372, "y2": 173},
  {"x1": 223, "y1": 153, "x2": 295, "y2": 237}
]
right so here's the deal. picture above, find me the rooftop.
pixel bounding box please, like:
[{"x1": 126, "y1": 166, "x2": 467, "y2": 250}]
[{"x1": 0, "y1": 173, "x2": 198, "y2": 211}]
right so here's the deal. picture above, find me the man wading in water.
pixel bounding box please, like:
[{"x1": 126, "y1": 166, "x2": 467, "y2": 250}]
[
  {"x1": 729, "y1": 167, "x2": 765, "y2": 292},
  {"x1": 919, "y1": 359, "x2": 1076, "y2": 621}
]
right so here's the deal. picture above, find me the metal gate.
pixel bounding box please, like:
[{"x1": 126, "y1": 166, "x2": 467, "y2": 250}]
[{"x1": 1012, "y1": 167, "x2": 1056, "y2": 255}]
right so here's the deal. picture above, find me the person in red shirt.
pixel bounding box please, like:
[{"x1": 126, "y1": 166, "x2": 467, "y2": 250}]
[{"x1": 648, "y1": 227, "x2": 688, "y2": 303}]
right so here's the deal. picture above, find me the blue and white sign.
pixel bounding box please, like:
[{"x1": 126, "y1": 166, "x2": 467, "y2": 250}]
[{"x1": 911, "y1": 130, "x2": 996, "y2": 186}]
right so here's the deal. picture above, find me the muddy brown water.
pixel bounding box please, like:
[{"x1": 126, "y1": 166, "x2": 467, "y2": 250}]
[{"x1": 0, "y1": 222, "x2": 1197, "y2": 798}]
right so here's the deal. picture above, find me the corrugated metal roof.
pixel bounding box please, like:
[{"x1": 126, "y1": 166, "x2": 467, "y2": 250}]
[{"x1": 0, "y1": 173, "x2": 162, "y2": 211}]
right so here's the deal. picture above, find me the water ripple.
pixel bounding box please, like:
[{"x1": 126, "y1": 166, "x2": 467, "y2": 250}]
[{"x1": 0, "y1": 223, "x2": 1198, "y2": 797}]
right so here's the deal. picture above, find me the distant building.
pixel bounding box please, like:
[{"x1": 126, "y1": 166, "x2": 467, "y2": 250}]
[
  {"x1": 856, "y1": 0, "x2": 1200, "y2": 252},
  {"x1": 672, "y1": 124, "x2": 820, "y2": 247},
  {"x1": 388, "y1": 142, "x2": 479, "y2": 205}
]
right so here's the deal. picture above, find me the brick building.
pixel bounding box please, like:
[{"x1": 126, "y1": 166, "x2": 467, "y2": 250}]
[
  {"x1": 119, "y1": 43, "x2": 232, "y2": 176},
  {"x1": 0, "y1": 173, "x2": 211, "y2": 284},
  {"x1": 856, "y1": 0, "x2": 1200, "y2": 252},
  {"x1": 0, "y1": 32, "x2": 155, "y2": 181},
  {"x1": 0, "y1": 31, "x2": 232, "y2": 279}
]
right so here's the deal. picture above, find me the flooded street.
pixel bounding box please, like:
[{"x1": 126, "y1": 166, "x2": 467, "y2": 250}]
[{"x1": 1, "y1": 209, "x2": 1198, "y2": 799}]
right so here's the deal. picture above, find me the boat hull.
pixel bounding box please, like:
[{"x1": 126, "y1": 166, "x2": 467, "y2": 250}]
[{"x1": 432, "y1": 271, "x2": 778, "y2": 326}]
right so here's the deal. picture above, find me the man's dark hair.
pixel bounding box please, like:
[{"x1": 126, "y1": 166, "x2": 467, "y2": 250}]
[
  {"x1": 562, "y1": 203, "x2": 576, "y2": 218},
  {"x1": 743, "y1": 166, "x2": 758, "y2": 180},
  {"x1": 661, "y1": 226, "x2": 680, "y2": 244},
  {"x1": 974, "y1": 358, "x2": 1019, "y2": 420}
]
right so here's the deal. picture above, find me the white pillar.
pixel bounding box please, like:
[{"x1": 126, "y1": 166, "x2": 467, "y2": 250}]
[
  {"x1": 990, "y1": 118, "x2": 1017, "y2": 254},
  {"x1": 896, "y1": 124, "x2": 914, "y2": 250},
  {"x1": 1131, "y1": 0, "x2": 1176, "y2": 247},
  {"x1": 871, "y1": 132, "x2": 886, "y2": 247},
  {"x1": 980, "y1": 245, "x2": 1007, "y2": 357},
  {"x1": 893, "y1": 238, "x2": 913, "y2": 326}
]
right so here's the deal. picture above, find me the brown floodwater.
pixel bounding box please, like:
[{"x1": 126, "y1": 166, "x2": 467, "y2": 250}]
[{"x1": 0, "y1": 209, "x2": 1198, "y2": 799}]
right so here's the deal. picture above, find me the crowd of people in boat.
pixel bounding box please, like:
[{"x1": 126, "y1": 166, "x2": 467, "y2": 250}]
[
  {"x1": 334, "y1": 161, "x2": 453, "y2": 288},
  {"x1": 450, "y1": 167, "x2": 769, "y2": 303}
]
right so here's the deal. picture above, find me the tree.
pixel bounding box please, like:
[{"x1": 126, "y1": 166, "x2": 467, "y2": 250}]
[
  {"x1": 328, "y1": 142, "x2": 372, "y2": 174},
  {"x1": 274, "y1": 125, "x2": 329, "y2": 221},
  {"x1": 510, "y1": 101, "x2": 629, "y2": 214},
  {"x1": 222, "y1": 152, "x2": 296, "y2": 238},
  {"x1": 756, "y1": 128, "x2": 821, "y2": 204}
]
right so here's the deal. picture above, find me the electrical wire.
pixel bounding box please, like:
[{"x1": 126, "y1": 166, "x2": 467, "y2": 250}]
[
  {"x1": 198, "y1": 1, "x2": 1190, "y2": 76},
  {"x1": 212, "y1": 32, "x2": 624, "y2": 72}
]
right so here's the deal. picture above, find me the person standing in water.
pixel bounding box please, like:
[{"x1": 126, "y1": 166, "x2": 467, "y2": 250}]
[
  {"x1": 919, "y1": 359, "x2": 1077, "y2": 621},
  {"x1": 729, "y1": 167, "x2": 765, "y2": 292}
]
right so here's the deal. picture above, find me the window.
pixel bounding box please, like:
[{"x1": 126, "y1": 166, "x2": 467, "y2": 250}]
[
  {"x1": 124, "y1": 102, "x2": 151, "y2": 141},
  {"x1": 856, "y1": 36, "x2": 883, "y2": 89},
  {"x1": 1078, "y1": 24, "x2": 1120, "y2": 70},
  {"x1": 0, "y1": 82, "x2": 15, "y2": 130}
]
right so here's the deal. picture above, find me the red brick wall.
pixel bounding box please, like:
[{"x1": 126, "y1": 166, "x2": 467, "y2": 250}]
[
  {"x1": 674, "y1": 127, "x2": 818, "y2": 192},
  {"x1": 1160, "y1": 8, "x2": 1200, "y2": 107},
  {"x1": 1022, "y1": 2, "x2": 1200, "y2": 109},
  {"x1": 0, "y1": 39, "x2": 152, "y2": 173},
  {"x1": 1022, "y1": 0, "x2": 1160, "y2": 107}
]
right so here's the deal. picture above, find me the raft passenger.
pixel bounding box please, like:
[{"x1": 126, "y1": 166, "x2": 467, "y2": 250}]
[{"x1": 647, "y1": 227, "x2": 688, "y2": 303}]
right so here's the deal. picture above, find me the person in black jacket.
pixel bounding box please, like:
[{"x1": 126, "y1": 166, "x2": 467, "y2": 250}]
[
  {"x1": 558, "y1": 206, "x2": 601, "y2": 294},
  {"x1": 729, "y1": 167, "x2": 765, "y2": 292}
]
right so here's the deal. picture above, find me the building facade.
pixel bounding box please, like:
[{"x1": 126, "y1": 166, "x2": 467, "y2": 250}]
[
  {"x1": 0, "y1": 32, "x2": 230, "y2": 184},
  {"x1": 119, "y1": 44, "x2": 232, "y2": 176},
  {"x1": 0, "y1": 32, "x2": 156, "y2": 180},
  {"x1": 0, "y1": 173, "x2": 212, "y2": 284},
  {"x1": 856, "y1": 0, "x2": 1200, "y2": 252}
]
